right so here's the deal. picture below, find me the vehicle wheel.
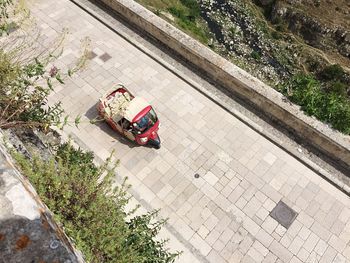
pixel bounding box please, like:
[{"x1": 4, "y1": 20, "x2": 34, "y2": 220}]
[
  {"x1": 154, "y1": 144, "x2": 161, "y2": 149},
  {"x1": 149, "y1": 136, "x2": 161, "y2": 149}
]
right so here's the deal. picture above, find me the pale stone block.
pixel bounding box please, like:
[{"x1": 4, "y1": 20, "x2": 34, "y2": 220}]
[
  {"x1": 298, "y1": 226, "x2": 311, "y2": 240},
  {"x1": 297, "y1": 247, "x2": 310, "y2": 262},
  {"x1": 262, "y1": 216, "x2": 279, "y2": 234},
  {"x1": 328, "y1": 234, "x2": 347, "y2": 253},
  {"x1": 253, "y1": 240, "x2": 269, "y2": 257},
  {"x1": 190, "y1": 233, "x2": 211, "y2": 256},
  {"x1": 314, "y1": 239, "x2": 328, "y2": 256},
  {"x1": 256, "y1": 228, "x2": 274, "y2": 248},
  {"x1": 269, "y1": 240, "x2": 293, "y2": 262},
  {"x1": 289, "y1": 236, "x2": 304, "y2": 255},
  {"x1": 303, "y1": 232, "x2": 320, "y2": 252}
]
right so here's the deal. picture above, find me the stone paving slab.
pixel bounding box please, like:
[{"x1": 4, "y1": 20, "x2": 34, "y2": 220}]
[{"x1": 29, "y1": 0, "x2": 350, "y2": 262}]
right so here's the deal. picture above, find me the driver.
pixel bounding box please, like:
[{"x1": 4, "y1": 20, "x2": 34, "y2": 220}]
[{"x1": 133, "y1": 116, "x2": 149, "y2": 132}]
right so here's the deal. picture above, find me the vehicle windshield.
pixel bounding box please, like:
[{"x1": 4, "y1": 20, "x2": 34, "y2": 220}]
[{"x1": 133, "y1": 107, "x2": 158, "y2": 133}]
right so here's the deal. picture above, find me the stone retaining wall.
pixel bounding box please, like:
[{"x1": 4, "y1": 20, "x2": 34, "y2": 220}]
[
  {"x1": 0, "y1": 131, "x2": 84, "y2": 263},
  {"x1": 100, "y1": 0, "x2": 350, "y2": 172}
]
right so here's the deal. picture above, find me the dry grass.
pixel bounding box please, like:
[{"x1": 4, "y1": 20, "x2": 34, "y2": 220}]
[{"x1": 280, "y1": 0, "x2": 350, "y2": 29}]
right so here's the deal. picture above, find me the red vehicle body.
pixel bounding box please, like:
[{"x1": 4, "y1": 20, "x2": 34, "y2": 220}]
[{"x1": 98, "y1": 84, "x2": 161, "y2": 149}]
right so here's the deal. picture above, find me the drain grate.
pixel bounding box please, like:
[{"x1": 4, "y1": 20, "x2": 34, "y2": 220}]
[
  {"x1": 270, "y1": 200, "x2": 298, "y2": 229},
  {"x1": 99, "y1": 52, "x2": 112, "y2": 62}
]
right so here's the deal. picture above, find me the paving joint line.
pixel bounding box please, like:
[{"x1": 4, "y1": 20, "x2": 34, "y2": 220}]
[
  {"x1": 66, "y1": 131, "x2": 210, "y2": 263},
  {"x1": 69, "y1": 0, "x2": 350, "y2": 197}
]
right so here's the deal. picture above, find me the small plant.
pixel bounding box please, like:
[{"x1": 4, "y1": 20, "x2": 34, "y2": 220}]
[
  {"x1": 279, "y1": 74, "x2": 350, "y2": 134},
  {"x1": 0, "y1": 0, "x2": 14, "y2": 35},
  {"x1": 275, "y1": 23, "x2": 287, "y2": 32},
  {"x1": 305, "y1": 57, "x2": 322, "y2": 73},
  {"x1": 164, "y1": 0, "x2": 208, "y2": 43},
  {"x1": 319, "y1": 64, "x2": 345, "y2": 81},
  {"x1": 314, "y1": 0, "x2": 321, "y2": 7},
  {"x1": 0, "y1": 1, "x2": 90, "y2": 131},
  {"x1": 259, "y1": 0, "x2": 277, "y2": 19},
  {"x1": 228, "y1": 26, "x2": 242, "y2": 38},
  {"x1": 12, "y1": 143, "x2": 180, "y2": 263},
  {"x1": 326, "y1": 81, "x2": 347, "y2": 96},
  {"x1": 271, "y1": 30, "x2": 282, "y2": 40},
  {"x1": 179, "y1": 0, "x2": 200, "y2": 18},
  {"x1": 251, "y1": 50, "x2": 262, "y2": 60},
  {"x1": 0, "y1": 47, "x2": 89, "y2": 130}
]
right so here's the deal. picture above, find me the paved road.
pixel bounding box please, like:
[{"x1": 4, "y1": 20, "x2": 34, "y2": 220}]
[{"x1": 31, "y1": 0, "x2": 350, "y2": 262}]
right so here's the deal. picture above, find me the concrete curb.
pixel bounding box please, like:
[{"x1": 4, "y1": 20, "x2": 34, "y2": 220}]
[
  {"x1": 96, "y1": 0, "x2": 350, "y2": 173},
  {"x1": 69, "y1": 0, "x2": 350, "y2": 195}
]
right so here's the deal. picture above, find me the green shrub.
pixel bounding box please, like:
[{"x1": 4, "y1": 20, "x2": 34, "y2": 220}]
[
  {"x1": 13, "y1": 143, "x2": 179, "y2": 263},
  {"x1": 168, "y1": 5, "x2": 208, "y2": 43},
  {"x1": 0, "y1": 4, "x2": 89, "y2": 131},
  {"x1": 167, "y1": 0, "x2": 201, "y2": 24},
  {"x1": 229, "y1": 26, "x2": 242, "y2": 38},
  {"x1": 251, "y1": 50, "x2": 262, "y2": 61},
  {"x1": 0, "y1": 0, "x2": 15, "y2": 35},
  {"x1": 320, "y1": 64, "x2": 345, "y2": 81},
  {"x1": 305, "y1": 57, "x2": 321, "y2": 73},
  {"x1": 279, "y1": 74, "x2": 350, "y2": 134},
  {"x1": 168, "y1": 6, "x2": 185, "y2": 20},
  {"x1": 0, "y1": 51, "x2": 62, "y2": 130},
  {"x1": 327, "y1": 81, "x2": 347, "y2": 96},
  {"x1": 179, "y1": 0, "x2": 200, "y2": 18},
  {"x1": 275, "y1": 23, "x2": 287, "y2": 32},
  {"x1": 271, "y1": 30, "x2": 283, "y2": 40}
]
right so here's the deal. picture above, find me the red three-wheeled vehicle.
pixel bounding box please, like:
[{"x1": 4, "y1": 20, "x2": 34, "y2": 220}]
[{"x1": 98, "y1": 84, "x2": 161, "y2": 149}]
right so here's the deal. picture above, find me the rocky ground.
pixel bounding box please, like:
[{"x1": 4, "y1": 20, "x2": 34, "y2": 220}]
[
  {"x1": 197, "y1": 0, "x2": 350, "y2": 86},
  {"x1": 198, "y1": 0, "x2": 298, "y2": 84},
  {"x1": 275, "y1": 0, "x2": 350, "y2": 63},
  {"x1": 136, "y1": 0, "x2": 350, "y2": 87}
]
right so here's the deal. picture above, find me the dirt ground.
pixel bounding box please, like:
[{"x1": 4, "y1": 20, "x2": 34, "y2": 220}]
[{"x1": 280, "y1": 0, "x2": 350, "y2": 29}]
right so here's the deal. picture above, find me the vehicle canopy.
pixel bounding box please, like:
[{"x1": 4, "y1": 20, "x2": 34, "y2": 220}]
[
  {"x1": 100, "y1": 89, "x2": 150, "y2": 123},
  {"x1": 124, "y1": 97, "x2": 149, "y2": 122}
]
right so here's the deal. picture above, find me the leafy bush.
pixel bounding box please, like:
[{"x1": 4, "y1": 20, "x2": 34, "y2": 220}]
[
  {"x1": 316, "y1": 64, "x2": 349, "y2": 97},
  {"x1": 3, "y1": 2, "x2": 178, "y2": 261},
  {"x1": 179, "y1": 0, "x2": 200, "y2": 18},
  {"x1": 0, "y1": 0, "x2": 16, "y2": 35},
  {"x1": 0, "y1": 10, "x2": 90, "y2": 130},
  {"x1": 13, "y1": 143, "x2": 179, "y2": 263},
  {"x1": 0, "y1": 52, "x2": 64, "y2": 130},
  {"x1": 271, "y1": 30, "x2": 283, "y2": 40},
  {"x1": 280, "y1": 74, "x2": 350, "y2": 134},
  {"x1": 251, "y1": 50, "x2": 262, "y2": 60},
  {"x1": 167, "y1": 0, "x2": 208, "y2": 43},
  {"x1": 229, "y1": 26, "x2": 243, "y2": 38},
  {"x1": 319, "y1": 64, "x2": 345, "y2": 81},
  {"x1": 326, "y1": 81, "x2": 347, "y2": 96}
]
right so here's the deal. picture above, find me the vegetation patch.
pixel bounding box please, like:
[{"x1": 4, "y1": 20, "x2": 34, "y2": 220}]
[
  {"x1": 136, "y1": 0, "x2": 350, "y2": 134},
  {"x1": 136, "y1": 0, "x2": 209, "y2": 43},
  {"x1": 12, "y1": 143, "x2": 179, "y2": 263},
  {"x1": 0, "y1": 1, "x2": 180, "y2": 261},
  {"x1": 250, "y1": 50, "x2": 262, "y2": 61},
  {"x1": 279, "y1": 74, "x2": 350, "y2": 134}
]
